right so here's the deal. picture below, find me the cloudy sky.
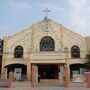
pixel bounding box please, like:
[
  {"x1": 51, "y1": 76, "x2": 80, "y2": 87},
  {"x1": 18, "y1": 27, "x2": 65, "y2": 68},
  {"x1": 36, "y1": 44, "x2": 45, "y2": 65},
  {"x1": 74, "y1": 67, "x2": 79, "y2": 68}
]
[{"x1": 0, "y1": 0, "x2": 90, "y2": 38}]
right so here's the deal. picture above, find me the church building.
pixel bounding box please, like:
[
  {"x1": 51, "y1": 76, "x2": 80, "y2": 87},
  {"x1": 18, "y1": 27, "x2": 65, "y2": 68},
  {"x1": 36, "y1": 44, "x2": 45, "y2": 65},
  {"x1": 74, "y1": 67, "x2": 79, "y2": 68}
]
[{"x1": 1, "y1": 16, "x2": 90, "y2": 84}]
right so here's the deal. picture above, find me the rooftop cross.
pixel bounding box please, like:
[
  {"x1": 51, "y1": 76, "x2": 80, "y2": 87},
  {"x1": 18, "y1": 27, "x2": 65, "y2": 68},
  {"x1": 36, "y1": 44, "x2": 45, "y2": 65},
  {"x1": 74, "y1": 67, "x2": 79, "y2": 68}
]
[{"x1": 43, "y1": 7, "x2": 51, "y2": 19}]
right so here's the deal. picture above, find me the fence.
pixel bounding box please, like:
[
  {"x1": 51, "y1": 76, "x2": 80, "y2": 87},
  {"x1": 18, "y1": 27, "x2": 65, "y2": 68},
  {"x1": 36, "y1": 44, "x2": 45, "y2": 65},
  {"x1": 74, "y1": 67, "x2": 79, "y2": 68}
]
[
  {"x1": 0, "y1": 79, "x2": 8, "y2": 87},
  {"x1": 0, "y1": 72, "x2": 90, "y2": 88},
  {"x1": 13, "y1": 74, "x2": 28, "y2": 81},
  {"x1": 0, "y1": 72, "x2": 12, "y2": 88}
]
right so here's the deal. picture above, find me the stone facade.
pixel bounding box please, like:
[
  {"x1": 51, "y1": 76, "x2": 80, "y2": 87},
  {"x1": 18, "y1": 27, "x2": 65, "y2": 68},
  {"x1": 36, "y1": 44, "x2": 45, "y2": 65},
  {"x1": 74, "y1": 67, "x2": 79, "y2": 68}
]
[
  {"x1": 86, "y1": 37, "x2": 90, "y2": 51},
  {"x1": 1, "y1": 18, "x2": 89, "y2": 83}
]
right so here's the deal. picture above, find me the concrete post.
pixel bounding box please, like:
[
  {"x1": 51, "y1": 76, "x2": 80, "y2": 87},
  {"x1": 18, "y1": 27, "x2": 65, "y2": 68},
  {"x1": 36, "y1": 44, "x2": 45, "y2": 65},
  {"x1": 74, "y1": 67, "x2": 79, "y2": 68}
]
[
  {"x1": 8, "y1": 72, "x2": 13, "y2": 88},
  {"x1": 5, "y1": 69, "x2": 7, "y2": 79},
  {"x1": 65, "y1": 66, "x2": 69, "y2": 87},
  {"x1": 85, "y1": 72, "x2": 90, "y2": 88},
  {"x1": 31, "y1": 66, "x2": 36, "y2": 87}
]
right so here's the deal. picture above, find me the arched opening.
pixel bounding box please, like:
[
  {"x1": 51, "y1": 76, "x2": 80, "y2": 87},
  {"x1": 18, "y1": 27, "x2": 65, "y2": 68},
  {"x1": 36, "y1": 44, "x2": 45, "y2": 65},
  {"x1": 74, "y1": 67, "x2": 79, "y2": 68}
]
[
  {"x1": 71, "y1": 45, "x2": 80, "y2": 58},
  {"x1": 14, "y1": 45, "x2": 23, "y2": 58},
  {"x1": 40, "y1": 36, "x2": 55, "y2": 51},
  {"x1": 70, "y1": 64, "x2": 86, "y2": 80},
  {"x1": 5, "y1": 64, "x2": 27, "y2": 80}
]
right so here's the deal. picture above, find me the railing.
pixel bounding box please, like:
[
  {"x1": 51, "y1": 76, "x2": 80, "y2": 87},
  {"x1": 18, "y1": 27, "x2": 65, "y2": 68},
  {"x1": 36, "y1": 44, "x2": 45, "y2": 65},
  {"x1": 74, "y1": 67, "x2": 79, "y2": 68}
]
[
  {"x1": 72, "y1": 74, "x2": 85, "y2": 82},
  {"x1": 14, "y1": 74, "x2": 28, "y2": 81},
  {"x1": 0, "y1": 79, "x2": 8, "y2": 87},
  {"x1": 0, "y1": 73, "x2": 8, "y2": 88}
]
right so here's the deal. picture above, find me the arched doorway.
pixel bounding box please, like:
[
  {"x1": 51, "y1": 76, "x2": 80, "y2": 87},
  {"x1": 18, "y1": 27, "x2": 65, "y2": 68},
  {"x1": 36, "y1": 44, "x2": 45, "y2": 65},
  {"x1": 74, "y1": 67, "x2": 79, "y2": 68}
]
[
  {"x1": 70, "y1": 64, "x2": 86, "y2": 80},
  {"x1": 5, "y1": 64, "x2": 27, "y2": 80},
  {"x1": 40, "y1": 36, "x2": 55, "y2": 51}
]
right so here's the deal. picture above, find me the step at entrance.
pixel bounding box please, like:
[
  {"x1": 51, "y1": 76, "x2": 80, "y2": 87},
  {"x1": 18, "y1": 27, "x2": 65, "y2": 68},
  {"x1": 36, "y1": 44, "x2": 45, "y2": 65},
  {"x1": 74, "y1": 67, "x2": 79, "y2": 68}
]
[{"x1": 38, "y1": 79, "x2": 64, "y2": 87}]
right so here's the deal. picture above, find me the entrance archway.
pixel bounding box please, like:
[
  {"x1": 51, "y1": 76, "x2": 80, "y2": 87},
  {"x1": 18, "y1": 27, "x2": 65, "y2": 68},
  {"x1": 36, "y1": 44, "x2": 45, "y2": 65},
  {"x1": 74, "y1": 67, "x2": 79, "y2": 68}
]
[
  {"x1": 70, "y1": 64, "x2": 86, "y2": 80},
  {"x1": 38, "y1": 64, "x2": 58, "y2": 79},
  {"x1": 5, "y1": 64, "x2": 27, "y2": 79}
]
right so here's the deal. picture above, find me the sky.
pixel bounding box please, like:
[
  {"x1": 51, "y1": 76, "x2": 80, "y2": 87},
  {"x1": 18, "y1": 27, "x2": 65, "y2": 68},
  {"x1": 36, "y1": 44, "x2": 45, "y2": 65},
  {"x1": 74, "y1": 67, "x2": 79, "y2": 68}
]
[{"x1": 0, "y1": 0, "x2": 90, "y2": 39}]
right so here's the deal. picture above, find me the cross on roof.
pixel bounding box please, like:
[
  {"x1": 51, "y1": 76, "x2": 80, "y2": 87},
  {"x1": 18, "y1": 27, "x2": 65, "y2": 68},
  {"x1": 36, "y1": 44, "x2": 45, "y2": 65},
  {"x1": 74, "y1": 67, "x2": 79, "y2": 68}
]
[{"x1": 43, "y1": 7, "x2": 51, "y2": 19}]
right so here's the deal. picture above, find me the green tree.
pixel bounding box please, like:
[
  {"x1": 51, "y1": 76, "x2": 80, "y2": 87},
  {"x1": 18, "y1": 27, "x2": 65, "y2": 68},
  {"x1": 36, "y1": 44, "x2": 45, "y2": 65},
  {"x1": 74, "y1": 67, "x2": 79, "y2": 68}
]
[
  {"x1": 0, "y1": 39, "x2": 3, "y2": 55},
  {"x1": 0, "y1": 39, "x2": 3, "y2": 74}
]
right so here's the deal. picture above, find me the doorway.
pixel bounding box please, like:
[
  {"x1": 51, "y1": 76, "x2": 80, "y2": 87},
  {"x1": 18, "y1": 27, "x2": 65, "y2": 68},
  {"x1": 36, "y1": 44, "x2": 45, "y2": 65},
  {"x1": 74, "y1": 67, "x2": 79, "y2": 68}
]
[
  {"x1": 38, "y1": 64, "x2": 58, "y2": 79},
  {"x1": 5, "y1": 64, "x2": 27, "y2": 79}
]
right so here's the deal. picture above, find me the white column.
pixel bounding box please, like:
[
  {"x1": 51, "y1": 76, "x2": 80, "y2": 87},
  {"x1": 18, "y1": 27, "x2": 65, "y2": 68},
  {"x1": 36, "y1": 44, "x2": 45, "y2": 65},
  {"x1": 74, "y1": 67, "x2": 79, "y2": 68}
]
[
  {"x1": 35, "y1": 66, "x2": 38, "y2": 86},
  {"x1": 5, "y1": 68, "x2": 7, "y2": 79}
]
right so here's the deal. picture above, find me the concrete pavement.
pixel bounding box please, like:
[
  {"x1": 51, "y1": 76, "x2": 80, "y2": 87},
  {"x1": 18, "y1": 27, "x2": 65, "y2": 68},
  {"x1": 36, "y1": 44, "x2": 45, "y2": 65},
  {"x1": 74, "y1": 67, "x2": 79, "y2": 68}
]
[
  {"x1": 0, "y1": 81, "x2": 90, "y2": 90},
  {"x1": 0, "y1": 87, "x2": 90, "y2": 90}
]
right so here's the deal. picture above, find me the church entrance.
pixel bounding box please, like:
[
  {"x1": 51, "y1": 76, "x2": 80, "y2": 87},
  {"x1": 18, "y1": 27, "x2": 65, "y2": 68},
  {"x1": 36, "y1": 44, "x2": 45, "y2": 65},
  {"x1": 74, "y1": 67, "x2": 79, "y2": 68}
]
[
  {"x1": 5, "y1": 64, "x2": 27, "y2": 80},
  {"x1": 38, "y1": 64, "x2": 58, "y2": 79}
]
